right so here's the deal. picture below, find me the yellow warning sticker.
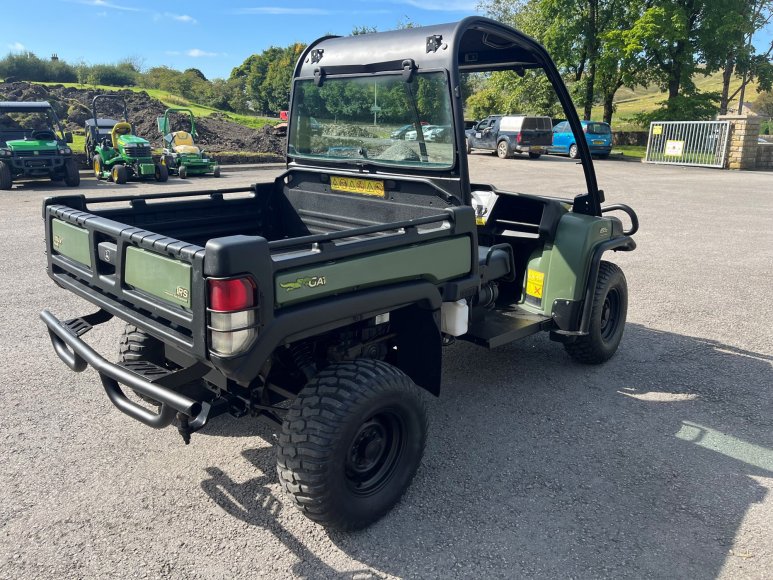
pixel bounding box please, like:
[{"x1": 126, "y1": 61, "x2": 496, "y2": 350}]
[
  {"x1": 330, "y1": 176, "x2": 385, "y2": 197},
  {"x1": 653, "y1": 125, "x2": 663, "y2": 135},
  {"x1": 526, "y1": 269, "x2": 544, "y2": 299}
]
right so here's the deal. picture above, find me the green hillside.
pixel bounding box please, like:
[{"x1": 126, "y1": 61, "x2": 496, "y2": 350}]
[
  {"x1": 593, "y1": 73, "x2": 760, "y2": 130},
  {"x1": 34, "y1": 81, "x2": 282, "y2": 130}
]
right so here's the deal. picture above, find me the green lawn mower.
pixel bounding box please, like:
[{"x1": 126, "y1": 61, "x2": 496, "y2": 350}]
[
  {"x1": 157, "y1": 108, "x2": 220, "y2": 179},
  {"x1": 86, "y1": 95, "x2": 167, "y2": 184}
]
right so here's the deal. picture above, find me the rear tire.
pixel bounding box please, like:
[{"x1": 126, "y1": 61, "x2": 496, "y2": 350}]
[
  {"x1": 155, "y1": 163, "x2": 169, "y2": 182},
  {"x1": 93, "y1": 157, "x2": 102, "y2": 180},
  {"x1": 112, "y1": 164, "x2": 127, "y2": 184},
  {"x1": 564, "y1": 261, "x2": 628, "y2": 364},
  {"x1": 0, "y1": 160, "x2": 12, "y2": 190},
  {"x1": 118, "y1": 324, "x2": 166, "y2": 404},
  {"x1": 496, "y1": 140, "x2": 511, "y2": 159},
  {"x1": 569, "y1": 143, "x2": 579, "y2": 159},
  {"x1": 177, "y1": 165, "x2": 187, "y2": 179},
  {"x1": 277, "y1": 359, "x2": 428, "y2": 531},
  {"x1": 64, "y1": 159, "x2": 80, "y2": 187},
  {"x1": 528, "y1": 152, "x2": 542, "y2": 159}
]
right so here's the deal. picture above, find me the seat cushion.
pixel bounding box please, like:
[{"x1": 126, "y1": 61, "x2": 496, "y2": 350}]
[{"x1": 478, "y1": 246, "x2": 511, "y2": 281}]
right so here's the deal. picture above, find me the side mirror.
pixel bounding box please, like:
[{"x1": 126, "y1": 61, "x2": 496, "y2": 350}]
[{"x1": 64, "y1": 132, "x2": 73, "y2": 143}]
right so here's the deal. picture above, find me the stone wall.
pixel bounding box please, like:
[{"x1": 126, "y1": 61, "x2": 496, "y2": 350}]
[
  {"x1": 718, "y1": 115, "x2": 761, "y2": 170},
  {"x1": 756, "y1": 143, "x2": 773, "y2": 170},
  {"x1": 612, "y1": 131, "x2": 648, "y2": 146}
]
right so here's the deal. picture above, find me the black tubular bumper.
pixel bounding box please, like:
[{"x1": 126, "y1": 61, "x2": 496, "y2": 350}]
[{"x1": 40, "y1": 308, "x2": 211, "y2": 430}]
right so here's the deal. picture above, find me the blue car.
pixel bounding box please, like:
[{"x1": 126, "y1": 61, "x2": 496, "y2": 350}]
[{"x1": 550, "y1": 120, "x2": 612, "y2": 159}]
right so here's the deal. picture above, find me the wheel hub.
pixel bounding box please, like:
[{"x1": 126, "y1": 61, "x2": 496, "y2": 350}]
[{"x1": 345, "y1": 412, "x2": 403, "y2": 495}]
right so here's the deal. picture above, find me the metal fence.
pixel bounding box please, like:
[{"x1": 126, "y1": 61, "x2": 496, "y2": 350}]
[{"x1": 645, "y1": 121, "x2": 730, "y2": 168}]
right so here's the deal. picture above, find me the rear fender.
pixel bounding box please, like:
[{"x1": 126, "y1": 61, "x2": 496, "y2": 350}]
[{"x1": 389, "y1": 304, "x2": 442, "y2": 396}]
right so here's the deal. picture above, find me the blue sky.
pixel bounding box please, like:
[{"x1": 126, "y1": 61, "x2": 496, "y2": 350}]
[{"x1": 1, "y1": 0, "x2": 482, "y2": 79}]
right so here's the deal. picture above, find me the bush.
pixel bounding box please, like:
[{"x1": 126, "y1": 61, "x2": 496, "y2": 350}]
[{"x1": 0, "y1": 52, "x2": 77, "y2": 82}]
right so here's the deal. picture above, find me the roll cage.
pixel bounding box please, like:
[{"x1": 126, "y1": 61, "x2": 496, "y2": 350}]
[{"x1": 289, "y1": 17, "x2": 603, "y2": 216}]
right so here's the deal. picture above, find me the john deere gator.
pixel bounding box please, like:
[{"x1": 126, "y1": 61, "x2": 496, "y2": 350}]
[
  {"x1": 42, "y1": 18, "x2": 638, "y2": 531},
  {"x1": 0, "y1": 101, "x2": 79, "y2": 189},
  {"x1": 86, "y1": 95, "x2": 167, "y2": 184}
]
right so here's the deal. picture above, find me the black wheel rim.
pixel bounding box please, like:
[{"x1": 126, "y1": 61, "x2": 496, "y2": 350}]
[
  {"x1": 345, "y1": 411, "x2": 404, "y2": 496},
  {"x1": 600, "y1": 288, "x2": 620, "y2": 341}
]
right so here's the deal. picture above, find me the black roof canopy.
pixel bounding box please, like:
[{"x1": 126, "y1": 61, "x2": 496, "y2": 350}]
[{"x1": 0, "y1": 101, "x2": 54, "y2": 112}]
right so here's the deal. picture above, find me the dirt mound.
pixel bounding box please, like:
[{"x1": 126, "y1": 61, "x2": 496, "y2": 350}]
[{"x1": 0, "y1": 81, "x2": 285, "y2": 157}]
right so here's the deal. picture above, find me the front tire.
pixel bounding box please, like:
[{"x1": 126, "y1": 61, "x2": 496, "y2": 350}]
[
  {"x1": 93, "y1": 157, "x2": 102, "y2": 180},
  {"x1": 0, "y1": 160, "x2": 12, "y2": 190},
  {"x1": 465, "y1": 138, "x2": 472, "y2": 154},
  {"x1": 213, "y1": 165, "x2": 221, "y2": 178},
  {"x1": 155, "y1": 163, "x2": 169, "y2": 182},
  {"x1": 278, "y1": 359, "x2": 428, "y2": 531},
  {"x1": 112, "y1": 164, "x2": 127, "y2": 184},
  {"x1": 177, "y1": 165, "x2": 187, "y2": 179},
  {"x1": 564, "y1": 261, "x2": 628, "y2": 364},
  {"x1": 569, "y1": 143, "x2": 579, "y2": 159},
  {"x1": 64, "y1": 159, "x2": 80, "y2": 187},
  {"x1": 496, "y1": 140, "x2": 511, "y2": 159}
]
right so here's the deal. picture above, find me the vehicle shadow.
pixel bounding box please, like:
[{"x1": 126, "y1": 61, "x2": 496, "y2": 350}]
[{"x1": 200, "y1": 323, "x2": 772, "y2": 578}]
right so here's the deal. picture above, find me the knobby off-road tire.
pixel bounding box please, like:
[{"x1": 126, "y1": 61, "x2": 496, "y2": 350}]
[
  {"x1": 0, "y1": 160, "x2": 11, "y2": 190},
  {"x1": 118, "y1": 324, "x2": 166, "y2": 404},
  {"x1": 277, "y1": 359, "x2": 428, "y2": 531},
  {"x1": 64, "y1": 159, "x2": 80, "y2": 187},
  {"x1": 565, "y1": 261, "x2": 628, "y2": 364}
]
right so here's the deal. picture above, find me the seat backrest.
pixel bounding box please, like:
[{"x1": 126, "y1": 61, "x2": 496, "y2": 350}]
[
  {"x1": 111, "y1": 122, "x2": 132, "y2": 149},
  {"x1": 171, "y1": 131, "x2": 195, "y2": 147}
]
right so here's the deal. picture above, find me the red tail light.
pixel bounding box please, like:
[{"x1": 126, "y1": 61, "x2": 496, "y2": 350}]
[
  {"x1": 207, "y1": 276, "x2": 258, "y2": 356},
  {"x1": 208, "y1": 277, "x2": 256, "y2": 311},
  {"x1": 517, "y1": 132, "x2": 522, "y2": 144}
]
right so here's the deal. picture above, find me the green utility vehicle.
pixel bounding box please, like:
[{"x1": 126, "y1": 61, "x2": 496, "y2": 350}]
[
  {"x1": 86, "y1": 95, "x2": 167, "y2": 184},
  {"x1": 0, "y1": 101, "x2": 79, "y2": 189},
  {"x1": 157, "y1": 108, "x2": 220, "y2": 179},
  {"x1": 41, "y1": 18, "x2": 638, "y2": 531}
]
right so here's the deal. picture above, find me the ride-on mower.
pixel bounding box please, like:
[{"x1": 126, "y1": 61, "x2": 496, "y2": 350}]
[
  {"x1": 157, "y1": 108, "x2": 220, "y2": 179},
  {"x1": 85, "y1": 95, "x2": 167, "y2": 184}
]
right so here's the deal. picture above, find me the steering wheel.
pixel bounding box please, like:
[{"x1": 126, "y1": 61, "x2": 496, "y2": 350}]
[{"x1": 32, "y1": 129, "x2": 57, "y2": 140}]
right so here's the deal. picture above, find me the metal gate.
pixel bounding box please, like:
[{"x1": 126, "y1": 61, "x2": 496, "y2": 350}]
[{"x1": 645, "y1": 121, "x2": 730, "y2": 168}]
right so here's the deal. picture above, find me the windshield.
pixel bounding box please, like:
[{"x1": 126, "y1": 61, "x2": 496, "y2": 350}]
[
  {"x1": 0, "y1": 109, "x2": 58, "y2": 140},
  {"x1": 289, "y1": 72, "x2": 454, "y2": 169}
]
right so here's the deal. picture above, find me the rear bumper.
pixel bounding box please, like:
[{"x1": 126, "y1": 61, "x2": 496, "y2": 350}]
[
  {"x1": 40, "y1": 308, "x2": 211, "y2": 430},
  {"x1": 514, "y1": 145, "x2": 547, "y2": 154}
]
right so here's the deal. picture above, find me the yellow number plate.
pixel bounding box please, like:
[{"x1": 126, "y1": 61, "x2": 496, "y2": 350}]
[
  {"x1": 526, "y1": 269, "x2": 544, "y2": 299},
  {"x1": 330, "y1": 176, "x2": 385, "y2": 197}
]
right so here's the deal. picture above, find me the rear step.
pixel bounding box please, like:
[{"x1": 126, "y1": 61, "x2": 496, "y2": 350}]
[{"x1": 464, "y1": 310, "x2": 552, "y2": 349}]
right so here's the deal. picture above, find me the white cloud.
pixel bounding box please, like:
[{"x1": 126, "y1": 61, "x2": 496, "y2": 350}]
[
  {"x1": 186, "y1": 49, "x2": 222, "y2": 57},
  {"x1": 74, "y1": 0, "x2": 141, "y2": 12},
  {"x1": 237, "y1": 7, "x2": 332, "y2": 15},
  {"x1": 8, "y1": 42, "x2": 26, "y2": 51},
  {"x1": 166, "y1": 12, "x2": 197, "y2": 23}
]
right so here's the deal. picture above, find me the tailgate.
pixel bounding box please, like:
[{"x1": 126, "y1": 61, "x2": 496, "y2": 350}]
[{"x1": 45, "y1": 201, "x2": 207, "y2": 358}]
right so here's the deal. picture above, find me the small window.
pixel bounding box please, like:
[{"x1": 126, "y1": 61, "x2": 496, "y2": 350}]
[{"x1": 587, "y1": 122, "x2": 611, "y2": 134}]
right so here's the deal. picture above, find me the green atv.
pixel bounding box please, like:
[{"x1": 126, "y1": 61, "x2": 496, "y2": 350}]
[
  {"x1": 0, "y1": 101, "x2": 79, "y2": 190},
  {"x1": 86, "y1": 95, "x2": 167, "y2": 184},
  {"x1": 157, "y1": 108, "x2": 220, "y2": 179}
]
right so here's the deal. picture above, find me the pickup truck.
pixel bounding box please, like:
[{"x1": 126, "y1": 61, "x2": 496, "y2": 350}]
[
  {"x1": 41, "y1": 17, "x2": 638, "y2": 531},
  {"x1": 466, "y1": 114, "x2": 553, "y2": 159}
]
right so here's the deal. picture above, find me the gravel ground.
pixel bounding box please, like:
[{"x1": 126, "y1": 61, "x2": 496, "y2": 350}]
[{"x1": 1, "y1": 156, "x2": 771, "y2": 579}]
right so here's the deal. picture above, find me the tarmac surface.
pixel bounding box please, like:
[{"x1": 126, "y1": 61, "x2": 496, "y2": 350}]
[{"x1": 1, "y1": 154, "x2": 771, "y2": 579}]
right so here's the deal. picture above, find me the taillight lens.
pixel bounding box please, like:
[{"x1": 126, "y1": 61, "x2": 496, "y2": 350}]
[
  {"x1": 207, "y1": 276, "x2": 258, "y2": 357},
  {"x1": 517, "y1": 133, "x2": 522, "y2": 143}
]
